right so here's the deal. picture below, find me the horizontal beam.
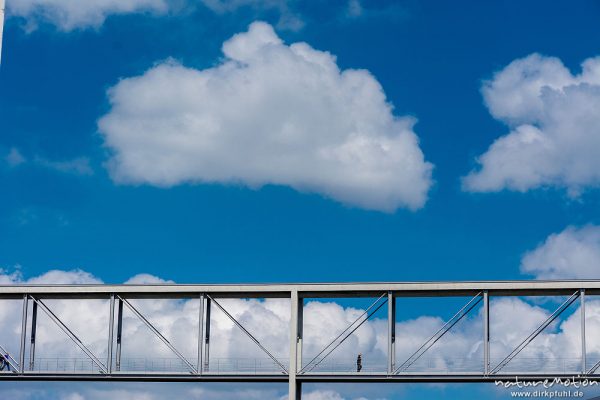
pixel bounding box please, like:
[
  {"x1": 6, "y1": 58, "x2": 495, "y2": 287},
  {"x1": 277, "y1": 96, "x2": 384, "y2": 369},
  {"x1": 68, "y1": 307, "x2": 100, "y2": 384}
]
[
  {"x1": 1, "y1": 373, "x2": 599, "y2": 383},
  {"x1": 1, "y1": 280, "x2": 600, "y2": 299},
  {"x1": 299, "y1": 374, "x2": 600, "y2": 383},
  {"x1": 0, "y1": 373, "x2": 288, "y2": 382}
]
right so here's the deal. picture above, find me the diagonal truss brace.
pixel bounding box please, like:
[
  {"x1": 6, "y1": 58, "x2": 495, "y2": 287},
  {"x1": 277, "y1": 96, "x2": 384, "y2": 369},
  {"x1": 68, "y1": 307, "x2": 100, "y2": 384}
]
[
  {"x1": 588, "y1": 359, "x2": 600, "y2": 375},
  {"x1": 301, "y1": 292, "x2": 389, "y2": 374},
  {"x1": 395, "y1": 292, "x2": 483, "y2": 374},
  {"x1": 116, "y1": 295, "x2": 197, "y2": 374},
  {"x1": 30, "y1": 296, "x2": 108, "y2": 374},
  {"x1": 205, "y1": 294, "x2": 288, "y2": 374},
  {"x1": 0, "y1": 343, "x2": 20, "y2": 372},
  {"x1": 490, "y1": 291, "x2": 580, "y2": 375}
]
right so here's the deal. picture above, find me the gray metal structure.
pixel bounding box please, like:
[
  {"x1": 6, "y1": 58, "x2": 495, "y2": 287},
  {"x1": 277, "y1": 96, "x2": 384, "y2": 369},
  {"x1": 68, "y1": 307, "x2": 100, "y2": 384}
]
[{"x1": 0, "y1": 280, "x2": 599, "y2": 400}]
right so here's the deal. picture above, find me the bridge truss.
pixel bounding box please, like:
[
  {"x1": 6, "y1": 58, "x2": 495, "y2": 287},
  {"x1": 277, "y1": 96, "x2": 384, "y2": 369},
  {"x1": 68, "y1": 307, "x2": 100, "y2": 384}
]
[{"x1": 0, "y1": 281, "x2": 599, "y2": 399}]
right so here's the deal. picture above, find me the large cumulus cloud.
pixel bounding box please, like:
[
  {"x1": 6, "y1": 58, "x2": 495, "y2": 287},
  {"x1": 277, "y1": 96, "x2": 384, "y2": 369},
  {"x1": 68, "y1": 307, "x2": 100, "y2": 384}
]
[
  {"x1": 98, "y1": 22, "x2": 433, "y2": 212},
  {"x1": 463, "y1": 53, "x2": 600, "y2": 195}
]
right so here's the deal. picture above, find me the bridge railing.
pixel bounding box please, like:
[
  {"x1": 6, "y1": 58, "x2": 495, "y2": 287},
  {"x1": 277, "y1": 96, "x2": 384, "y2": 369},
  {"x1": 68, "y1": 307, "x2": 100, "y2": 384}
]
[
  {"x1": 4, "y1": 357, "x2": 290, "y2": 374},
  {"x1": 0, "y1": 356, "x2": 595, "y2": 375}
]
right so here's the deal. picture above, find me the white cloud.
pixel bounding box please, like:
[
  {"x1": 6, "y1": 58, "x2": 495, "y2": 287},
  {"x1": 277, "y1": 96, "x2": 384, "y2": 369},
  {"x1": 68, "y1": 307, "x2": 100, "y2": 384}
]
[
  {"x1": 5, "y1": 148, "x2": 26, "y2": 167},
  {"x1": 300, "y1": 390, "x2": 344, "y2": 400},
  {"x1": 98, "y1": 22, "x2": 433, "y2": 212},
  {"x1": 34, "y1": 156, "x2": 94, "y2": 176},
  {"x1": 2, "y1": 147, "x2": 94, "y2": 175},
  {"x1": 0, "y1": 382, "x2": 382, "y2": 400},
  {"x1": 346, "y1": 0, "x2": 363, "y2": 18},
  {"x1": 7, "y1": 0, "x2": 169, "y2": 31},
  {"x1": 521, "y1": 225, "x2": 600, "y2": 279},
  {"x1": 6, "y1": 0, "x2": 304, "y2": 32},
  {"x1": 463, "y1": 53, "x2": 600, "y2": 195},
  {"x1": 201, "y1": 0, "x2": 303, "y2": 31}
]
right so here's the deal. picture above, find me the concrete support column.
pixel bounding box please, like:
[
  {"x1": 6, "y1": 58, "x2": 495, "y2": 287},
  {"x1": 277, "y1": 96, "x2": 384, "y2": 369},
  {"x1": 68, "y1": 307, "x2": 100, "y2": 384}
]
[
  {"x1": 204, "y1": 296, "x2": 211, "y2": 372},
  {"x1": 387, "y1": 291, "x2": 395, "y2": 374},
  {"x1": 29, "y1": 301, "x2": 38, "y2": 371},
  {"x1": 115, "y1": 298, "x2": 123, "y2": 371},
  {"x1": 297, "y1": 295, "x2": 303, "y2": 373},
  {"x1": 197, "y1": 294, "x2": 205, "y2": 374},
  {"x1": 289, "y1": 290, "x2": 302, "y2": 400},
  {"x1": 483, "y1": 290, "x2": 490, "y2": 375},
  {"x1": 19, "y1": 294, "x2": 28, "y2": 374},
  {"x1": 581, "y1": 289, "x2": 586, "y2": 375},
  {"x1": 107, "y1": 294, "x2": 115, "y2": 374}
]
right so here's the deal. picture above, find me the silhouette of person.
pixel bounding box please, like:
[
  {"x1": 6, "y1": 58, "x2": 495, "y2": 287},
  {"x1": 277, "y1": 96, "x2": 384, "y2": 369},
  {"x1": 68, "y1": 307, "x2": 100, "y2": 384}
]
[
  {"x1": 356, "y1": 353, "x2": 362, "y2": 372},
  {"x1": 0, "y1": 353, "x2": 9, "y2": 371}
]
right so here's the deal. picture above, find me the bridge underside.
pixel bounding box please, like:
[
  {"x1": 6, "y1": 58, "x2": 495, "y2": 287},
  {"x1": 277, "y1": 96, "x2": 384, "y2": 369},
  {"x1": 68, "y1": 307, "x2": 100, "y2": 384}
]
[{"x1": 0, "y1": 373, "x2": 597, "y2": 383}]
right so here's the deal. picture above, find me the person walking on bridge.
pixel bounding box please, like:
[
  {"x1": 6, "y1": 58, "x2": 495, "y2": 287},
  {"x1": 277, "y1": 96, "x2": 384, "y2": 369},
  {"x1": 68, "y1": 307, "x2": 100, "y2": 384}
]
[
  {"x1": 356, "y1": 353, "x2": 362, "y2": 373},
  {"x1": 0, "y1": 353, "x2": 10, "y2": 371}
]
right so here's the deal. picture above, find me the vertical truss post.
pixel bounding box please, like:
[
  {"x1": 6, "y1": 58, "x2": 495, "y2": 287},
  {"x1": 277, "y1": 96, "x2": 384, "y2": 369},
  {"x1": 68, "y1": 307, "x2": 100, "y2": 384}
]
[
  {"x1": 29, "y1": 301, "x2": 38, "y2": 371},
  {"x1": 107, "y1": 294, "x2": 115, "y2": 374},
  {"x1": 115, "y1": 297, "x2": 123, "y2": 371},
  {"x1": 581, "y1": 289, "x2": 586, "y2": 375},
  {"x1": 19, "y1": 294, "x2": 28, "y2": 373},
  {"x1": 204, "y1": 296, "x2": 211, "y2": 372},
  {"x1": 289, "y1": 290, "x2": 301, "y2": 400},
  {"x1": 387, "y1": 291, "x2": 396, "y2": 375},
  {"x1": 483, "y1": 290, "x2": 490, "y2": 375},
  {"x1": 197, "y1": 293, "x2": 205, "y2": 375},
  {"x1": 297, "y1": 295, "x2": 303, "y2": 373}
]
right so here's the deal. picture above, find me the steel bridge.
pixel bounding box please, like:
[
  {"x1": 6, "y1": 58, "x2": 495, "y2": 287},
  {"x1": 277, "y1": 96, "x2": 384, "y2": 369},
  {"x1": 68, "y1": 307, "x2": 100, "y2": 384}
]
[{"x1": 1, "y1": 281, "x2": 599, "y2": 399}]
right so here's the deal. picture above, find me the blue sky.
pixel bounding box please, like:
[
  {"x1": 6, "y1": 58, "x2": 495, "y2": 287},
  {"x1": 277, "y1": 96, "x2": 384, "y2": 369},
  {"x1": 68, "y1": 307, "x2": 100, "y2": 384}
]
[{"x1": 2, "y1": 0, "x2": 600, "y2": 399}]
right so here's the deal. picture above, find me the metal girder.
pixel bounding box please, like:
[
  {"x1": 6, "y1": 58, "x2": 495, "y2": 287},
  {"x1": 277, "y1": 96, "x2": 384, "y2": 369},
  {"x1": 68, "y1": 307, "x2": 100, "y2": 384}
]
[
  {"x1": 204, "y1": 296, "x2": 211, "y2": 371},
  {"x1": 301, "y1": 293, "x2": 388, "y2": 374},
  {"x1": 197, "y1": 294, "x2": 205, "y2": 374},
  {"x1": 115, "y1": 298, "x2": 123, "y2": 371},
  {"x1": 588, "y1": 360, "x2": 600, "y2": 375},
  {"x1": 205, "y1": 294, "x2": 288, "y2": 374},
  {"x1": 394, "y1": 292, "x2": 482, "y2": 374},
  {"x1": 107, "y1": 294, "x2": 115, "y2": 373},
  {"x1": 19, "y1": 294, "x2": 28, "y2": 373},
  {"x1": 387, "y1": 291, "x2": 396, "y2": 374},
  {"x1": 581, "y1": 289, "x2": 586, "y2": 375},
  {"x1": 289, "y1": 290, "x2": 301, "y2": 400},
  {"x1": 0, "y1": 280, "x2": 597, "y2": 396},
  {"x1": 490, "y1": 291, "x2": 580, "y2": 375},
  {"x1": 483, "y1": 291, "x2": 490, "y2": 375},
  {"x1": 3, "y1": 372, "x2": 600, "y2": 383},
  {"x1": 116, "y1": 295, "x2": 197, "y2": 374},
  {"x1": 29, "y1": 301, "x2": 38, "y2": 371},
  {"x1": 4, "y1": 280, "x2": 600, "y2": 299},
  {"x1": 29, "y1": 296, "x2": 108, "y2": 374}
]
